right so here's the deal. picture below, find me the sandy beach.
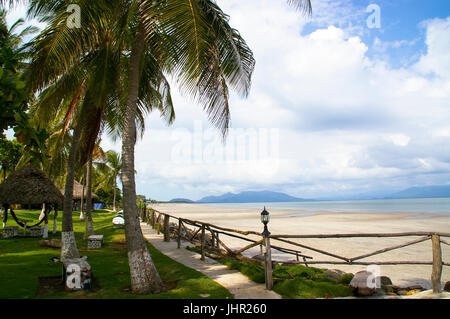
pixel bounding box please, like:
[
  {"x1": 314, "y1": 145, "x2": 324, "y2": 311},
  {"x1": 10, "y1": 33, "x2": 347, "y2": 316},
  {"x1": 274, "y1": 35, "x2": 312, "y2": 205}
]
[{"x1": 149, "y1": 203, "x2": 450, "y2": 289}]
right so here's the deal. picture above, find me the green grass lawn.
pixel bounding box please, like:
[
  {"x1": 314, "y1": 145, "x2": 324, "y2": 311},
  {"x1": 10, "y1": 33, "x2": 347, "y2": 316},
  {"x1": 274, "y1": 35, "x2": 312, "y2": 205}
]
[
  {"x1": 0, "y1": 209, "x2": 232, "y2": 299},
  {"x1": 186, "y1": 247, "x2": 354, "y2": 299}
]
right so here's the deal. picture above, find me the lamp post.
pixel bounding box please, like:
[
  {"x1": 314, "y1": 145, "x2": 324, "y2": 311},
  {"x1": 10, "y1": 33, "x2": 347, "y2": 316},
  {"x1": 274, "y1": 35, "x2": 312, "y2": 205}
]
[{"x1": 261, "y1": 207, "x2": 273, "y2": 290}]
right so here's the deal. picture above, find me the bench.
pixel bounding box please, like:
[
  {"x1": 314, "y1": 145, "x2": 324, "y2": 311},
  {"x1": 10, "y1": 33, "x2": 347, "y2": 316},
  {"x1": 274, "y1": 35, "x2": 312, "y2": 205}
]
[
  {"x1": 19, "y1": 220, "x2": 33, "y2": 236},
  {"x1": 88, "y1": 235, "x2": 104, "y2": 249},
  {"x1": 30, "y1": 226, "x2": 44, "y2": 237},
  {"x1": 2, "y1": 226, "x2": 19, "y2": 238}
]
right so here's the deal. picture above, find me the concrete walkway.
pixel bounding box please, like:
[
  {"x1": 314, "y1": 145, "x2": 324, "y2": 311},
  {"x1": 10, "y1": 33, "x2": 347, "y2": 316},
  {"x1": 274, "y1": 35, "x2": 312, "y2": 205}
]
[{"x1": 140, "y1": 222, "x2": 281, "y2": 299}]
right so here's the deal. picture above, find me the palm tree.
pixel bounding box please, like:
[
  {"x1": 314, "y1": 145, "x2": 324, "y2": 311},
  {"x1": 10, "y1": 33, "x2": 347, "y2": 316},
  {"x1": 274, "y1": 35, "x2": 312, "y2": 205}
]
[
  {"x1": 21, "y1": 0, "x2": 310, "y2": 293},
  {"x1": 103, "y1": 150, "x2": 122, "y2": 212},
  {"x1": 26, "y1": 0, "x2": 176, "y2": 262},
  {"x1": 118, "y1": 0, "x2": 311, "y2": 294},
  {"x1": 84, "y1": 139, "x2": 105, "y2": 237}
]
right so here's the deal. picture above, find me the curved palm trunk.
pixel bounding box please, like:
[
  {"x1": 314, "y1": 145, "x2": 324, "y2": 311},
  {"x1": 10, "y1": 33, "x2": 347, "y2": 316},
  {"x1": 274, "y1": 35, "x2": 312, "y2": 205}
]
[
  {"x1": 121, "y1": 21, "x2": 163, "y2": 295},
  {"x1": 85, "y1": 156, "x2": 94, "y2": 236},
  {"x1": 61, "y1": 121, "x2": 82, "y2": 260}
]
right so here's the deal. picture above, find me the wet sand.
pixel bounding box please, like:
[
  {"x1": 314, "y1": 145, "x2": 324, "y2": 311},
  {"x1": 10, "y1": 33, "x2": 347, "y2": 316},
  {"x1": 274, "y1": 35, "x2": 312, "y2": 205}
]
[{"x1": 150, "y1": 203, "x2": 450, "y2": 289}]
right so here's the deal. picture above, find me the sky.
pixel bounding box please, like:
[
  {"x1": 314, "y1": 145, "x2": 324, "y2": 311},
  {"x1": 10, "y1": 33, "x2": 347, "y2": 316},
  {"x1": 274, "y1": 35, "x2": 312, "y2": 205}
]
[{"x1": 5, "y1": 1, "x2": 450, "y2": 201}]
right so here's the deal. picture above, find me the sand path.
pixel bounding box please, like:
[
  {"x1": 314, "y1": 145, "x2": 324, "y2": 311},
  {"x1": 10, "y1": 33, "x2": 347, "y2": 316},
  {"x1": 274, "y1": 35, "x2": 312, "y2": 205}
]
[{"x1": 140, "y1": 222, "x2": 281, "y2": 299}]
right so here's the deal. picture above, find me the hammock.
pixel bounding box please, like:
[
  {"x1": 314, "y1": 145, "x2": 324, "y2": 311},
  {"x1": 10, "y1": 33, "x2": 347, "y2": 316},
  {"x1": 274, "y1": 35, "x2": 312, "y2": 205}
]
[{"x1": 8, "y1": 208, "x2": 50, "y2": 228}]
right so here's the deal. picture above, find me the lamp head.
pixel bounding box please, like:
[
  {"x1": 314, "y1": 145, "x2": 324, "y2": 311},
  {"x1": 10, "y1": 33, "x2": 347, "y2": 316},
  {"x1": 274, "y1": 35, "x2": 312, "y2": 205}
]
[{"x1": 260, "y1": 206, "x2": 270, "y2": 225}]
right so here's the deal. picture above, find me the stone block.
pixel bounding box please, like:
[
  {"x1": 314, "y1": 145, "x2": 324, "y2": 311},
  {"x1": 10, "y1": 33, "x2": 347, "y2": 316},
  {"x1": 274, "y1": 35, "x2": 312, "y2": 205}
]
[{"x1": 2, "y1": 226, "x2": 18, "y2": 238}]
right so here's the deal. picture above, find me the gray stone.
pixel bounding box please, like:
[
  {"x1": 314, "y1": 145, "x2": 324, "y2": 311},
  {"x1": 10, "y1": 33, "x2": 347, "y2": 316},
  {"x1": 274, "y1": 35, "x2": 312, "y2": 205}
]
[
  {"x1": 349, "y1": 271, "x2": 376, "y2": 296},
  {"x1": 324, "y1": 269, "x2": 346, "y2": 283},
  {"x1": 39, "y1": 239, "x2": 62, "y2": 248},
  {"x1": 2, "y1": 226, "x2": 18, "y2": 238},
  {"x1": 30, "y1": 226, "x2": 44, "y2": 237},
  {"x1": 378, "y1": 276, "x2": 392, "y2": 287}
]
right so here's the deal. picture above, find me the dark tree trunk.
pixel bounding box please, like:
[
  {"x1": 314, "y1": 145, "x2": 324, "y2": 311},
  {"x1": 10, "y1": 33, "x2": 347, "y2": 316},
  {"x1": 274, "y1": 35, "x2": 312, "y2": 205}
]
[
  {"x1": 85, "y1": 156, "x2": 94, "y2": 236},
  {"x1": 61, "y1": 120, "x2": 82, "y2": 260},
  {"x1": 113, "y1": 174, "x2": 117, "y2": 212},
  {"x1": 121, "y1": 20, "x2": 163, "y2": 295},
  {"x1": 80, "y1": 177, "x2": 85, "y2": 220}
]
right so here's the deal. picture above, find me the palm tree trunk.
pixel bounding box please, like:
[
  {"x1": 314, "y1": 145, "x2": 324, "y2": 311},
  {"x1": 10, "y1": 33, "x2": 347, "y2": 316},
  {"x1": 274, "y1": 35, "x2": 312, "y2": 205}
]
[
  {"x1": 113, "y1": 176, "x2": 117, "y2": 212},
  {"x1": 121, "y1": 20, "x2": 163, "y2": 295},
  {"x1": 85, "y1": 156, "x2": 94, "y2": 236},
  {"x1": 39, "y1": 203, "x2": 45, "y2": 221},
  {"x1": 80, "y1": 177, "x2": 85, "y2": 220},
  {"x1": 61, "y1": 121, "x2": 82, "y2": 260}
]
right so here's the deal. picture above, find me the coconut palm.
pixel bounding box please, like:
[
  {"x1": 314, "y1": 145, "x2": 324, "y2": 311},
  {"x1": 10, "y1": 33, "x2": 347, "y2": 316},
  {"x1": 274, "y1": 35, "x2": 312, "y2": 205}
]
[
  {"x1": 102, "y1": 150, "x2": 122, "y2": 212},
  {"x1": 26, "y1": 1, "x2": 175, "y2": 262},
  {"x1": 19, "y1": 0, "x2": 310, "y2": 294},
  {"x1": 118, "y1": 0, "x2": 311, "y2": 294}
]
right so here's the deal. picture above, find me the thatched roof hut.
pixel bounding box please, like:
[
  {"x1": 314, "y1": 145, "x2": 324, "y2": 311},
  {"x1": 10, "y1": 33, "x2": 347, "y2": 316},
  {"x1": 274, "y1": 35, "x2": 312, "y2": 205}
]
[
  {"x1": 0, "y1": 166, "x2": 63, "y2": 206},
  {"x1": 70, "y1": 180, "x2": 99, "y2": 200}
]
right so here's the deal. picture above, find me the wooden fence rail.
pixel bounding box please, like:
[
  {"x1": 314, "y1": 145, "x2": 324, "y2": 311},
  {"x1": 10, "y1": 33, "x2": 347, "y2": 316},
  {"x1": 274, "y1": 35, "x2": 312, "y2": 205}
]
[{"x1": 144, "y1": 208, "x2": 449, "y2": 293}]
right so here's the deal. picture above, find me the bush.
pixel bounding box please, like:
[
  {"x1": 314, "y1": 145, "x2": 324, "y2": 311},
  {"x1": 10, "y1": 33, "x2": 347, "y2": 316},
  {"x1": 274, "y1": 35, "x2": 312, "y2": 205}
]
[
  {"x1": 339, "y1": 273, "x2": 354, "y2": 285},
  {"x1": 274, "y1": 277, "x2": 354, "y2": 299}
]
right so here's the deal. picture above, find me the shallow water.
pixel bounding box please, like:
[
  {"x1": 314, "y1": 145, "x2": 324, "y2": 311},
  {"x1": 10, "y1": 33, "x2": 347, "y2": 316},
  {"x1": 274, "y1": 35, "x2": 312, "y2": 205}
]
[{"x1": 205, "y1": 198, "x2": 450, "y2": 215}]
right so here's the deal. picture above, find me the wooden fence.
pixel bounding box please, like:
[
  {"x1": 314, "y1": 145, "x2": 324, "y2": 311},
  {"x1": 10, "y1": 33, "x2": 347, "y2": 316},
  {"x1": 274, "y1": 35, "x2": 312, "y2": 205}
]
[{"x1": 143, "y1": 208, "x2": 450, "y2": 293}]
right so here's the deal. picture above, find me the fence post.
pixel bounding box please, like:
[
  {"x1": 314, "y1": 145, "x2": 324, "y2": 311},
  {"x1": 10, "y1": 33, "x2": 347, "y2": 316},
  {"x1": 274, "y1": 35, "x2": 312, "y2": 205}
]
[
  {"x1": 151, "y1": 211, "x2": 156, "y2": 229},
  {"x1": 431, "y1": 234, "x2": 442, "y2": 293},
  {"x1": 216, "y1": 232, "x2": 219, "y2": 249},
  {"x1": 201, "y1": 224, "x2": 206, "y2": 261},
  {"x1": 264, "y1": 235, "x2": 273, "y2": 290},
  {"x1": 210, "y1": 229, "x2": 215, "y2": 248},
  {"x1": 178, "y1": 219, "x2": 182, "y2": 249},
  {"x1": 157, "y1": 214, "x2": 161, "y2": 234},
  {"x1": 164, "y1": 215, "x2": 170, "y2": 242}
]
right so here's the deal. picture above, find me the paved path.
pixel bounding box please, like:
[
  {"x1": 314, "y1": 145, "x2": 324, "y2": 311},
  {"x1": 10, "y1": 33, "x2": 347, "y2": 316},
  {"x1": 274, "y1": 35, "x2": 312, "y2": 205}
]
[{"x1": 140, "y1": 222, "x2": 281, "y2": 299}]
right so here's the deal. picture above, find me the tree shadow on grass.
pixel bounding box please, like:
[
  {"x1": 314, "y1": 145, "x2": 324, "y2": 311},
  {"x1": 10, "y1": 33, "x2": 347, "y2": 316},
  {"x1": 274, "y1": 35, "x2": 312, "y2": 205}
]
[{"x1": 35, "y1": 274, "x2": 102, "y2": 297}]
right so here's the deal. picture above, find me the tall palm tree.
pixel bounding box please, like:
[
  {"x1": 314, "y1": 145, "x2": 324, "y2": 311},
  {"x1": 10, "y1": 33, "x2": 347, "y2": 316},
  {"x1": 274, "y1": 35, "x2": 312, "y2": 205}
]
[
  {"x1": 19, "y1": 0, "x2": 310, "y2": 293},
  {"x1": 27, "y1": 0, "x2": 176, "y2": 262},
  {"x1": 104, "y1": 150, "x2": 122, "y2": 212},
  {"x1": 119, "y1": 0, "x2": 311, "y2": 294},
  {"x1": 84, "y1": 139, "x2": 105, "y2": 237}
]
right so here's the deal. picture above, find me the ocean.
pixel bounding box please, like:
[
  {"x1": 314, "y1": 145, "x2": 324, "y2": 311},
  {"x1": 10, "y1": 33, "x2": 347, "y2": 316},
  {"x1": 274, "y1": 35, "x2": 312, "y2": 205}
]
[{"x1": 204, "y1": 198, "x2": 450, "y2": 215}]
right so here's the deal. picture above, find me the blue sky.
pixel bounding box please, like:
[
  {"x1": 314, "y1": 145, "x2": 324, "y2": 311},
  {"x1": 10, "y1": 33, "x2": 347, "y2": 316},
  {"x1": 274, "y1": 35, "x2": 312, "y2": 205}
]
[{"x1": 5, "y1": 1, "x2": 450, "y2": 201}]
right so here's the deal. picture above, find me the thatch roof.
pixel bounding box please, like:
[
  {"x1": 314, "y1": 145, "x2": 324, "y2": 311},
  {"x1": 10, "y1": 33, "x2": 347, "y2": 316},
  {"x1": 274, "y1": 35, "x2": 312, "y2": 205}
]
[
  {"x1": 69, "y1": 180, "x2": 99, "y2": 200},
  {"x1": 0, "y1": 167, "x2": 64, "y2": 206}
]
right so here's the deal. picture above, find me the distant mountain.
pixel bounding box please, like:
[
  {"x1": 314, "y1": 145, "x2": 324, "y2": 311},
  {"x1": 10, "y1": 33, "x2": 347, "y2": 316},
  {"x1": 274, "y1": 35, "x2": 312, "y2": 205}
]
[
  {"x1": 167, "y1": 185, "x2": 450, "y2": 204},
  {"x1": 196, "y1": 191, "x2": 311, "y2": 203},
  {"x1": 169, "y1": 198, "x2": 195, "y2": 203},
  {"x1": 385, "y1": 185, "x2": 450, "y2": 199}
]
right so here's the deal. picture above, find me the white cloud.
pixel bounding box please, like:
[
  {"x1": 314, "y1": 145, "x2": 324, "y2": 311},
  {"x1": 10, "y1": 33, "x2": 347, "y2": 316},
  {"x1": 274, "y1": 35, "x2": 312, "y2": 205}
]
[
  {"x1": 415, "y1": 17, "x2": 450, "y2": 78},
  {"x1": 6, "y1": 0, "x2": 446, "y2": 200},
  {"x1": 124, "y1": 2, "x2": 450, "y2": 200}
]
